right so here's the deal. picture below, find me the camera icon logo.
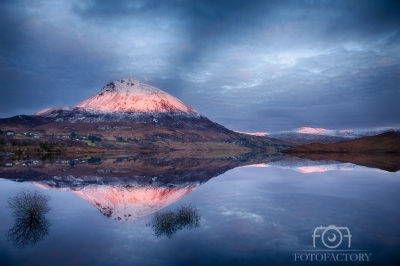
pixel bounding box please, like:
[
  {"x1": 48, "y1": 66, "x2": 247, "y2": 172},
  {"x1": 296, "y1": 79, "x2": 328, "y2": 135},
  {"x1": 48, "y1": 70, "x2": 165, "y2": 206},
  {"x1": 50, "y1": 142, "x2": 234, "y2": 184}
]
[{"x1": 312, "y1": 225, "x2": 352, "y2": 249}]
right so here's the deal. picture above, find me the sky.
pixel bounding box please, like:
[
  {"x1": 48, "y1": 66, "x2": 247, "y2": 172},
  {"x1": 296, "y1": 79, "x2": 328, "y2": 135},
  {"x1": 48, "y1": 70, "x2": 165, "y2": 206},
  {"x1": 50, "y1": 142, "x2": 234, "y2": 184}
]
[{"x1": 0, "y1": 0, "x2": 399, "y2": 132}]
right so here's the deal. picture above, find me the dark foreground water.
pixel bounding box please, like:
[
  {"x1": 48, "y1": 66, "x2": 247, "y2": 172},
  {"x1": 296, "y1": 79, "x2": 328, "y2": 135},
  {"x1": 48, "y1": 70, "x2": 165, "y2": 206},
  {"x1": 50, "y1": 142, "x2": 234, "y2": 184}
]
[{"x1": 1, "y1": 159, "x2": 400, "y2": 266}]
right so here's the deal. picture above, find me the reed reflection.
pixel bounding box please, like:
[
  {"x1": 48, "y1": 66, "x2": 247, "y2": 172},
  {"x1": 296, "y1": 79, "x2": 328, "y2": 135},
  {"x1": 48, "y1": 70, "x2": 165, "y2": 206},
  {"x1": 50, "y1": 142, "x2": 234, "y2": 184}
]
[
  {"x1": 147, "y1": 205, "x2": 200, "y2": 238},
  {"x1": 6, "y1": 190, "x2": 51, "y2": 248}
]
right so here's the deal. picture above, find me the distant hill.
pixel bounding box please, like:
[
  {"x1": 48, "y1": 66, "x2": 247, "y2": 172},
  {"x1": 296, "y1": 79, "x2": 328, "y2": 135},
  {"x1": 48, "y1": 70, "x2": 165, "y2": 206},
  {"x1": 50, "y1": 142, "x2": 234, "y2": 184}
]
[
  {"x1": 282, "y1": 132, "x2": 400, "y2": 172},
  {"x1": 264, "y1": 127, "x2": 399, "y2": 145},
  {"x1": 283, "y1": 131, "x2": 400, "y2": 154}
]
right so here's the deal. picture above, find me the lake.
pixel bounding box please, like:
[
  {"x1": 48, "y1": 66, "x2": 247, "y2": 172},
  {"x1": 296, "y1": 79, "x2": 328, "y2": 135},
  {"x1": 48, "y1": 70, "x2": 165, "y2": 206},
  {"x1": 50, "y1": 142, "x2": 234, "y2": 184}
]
[{"x1": 1, "y1": 154, "x2": 399, "y2": 265}]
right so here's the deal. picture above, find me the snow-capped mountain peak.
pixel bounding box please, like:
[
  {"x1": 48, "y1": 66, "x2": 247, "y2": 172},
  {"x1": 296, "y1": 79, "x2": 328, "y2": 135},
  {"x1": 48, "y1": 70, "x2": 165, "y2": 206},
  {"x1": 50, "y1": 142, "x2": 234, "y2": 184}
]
[
  {"x1": 297, "y1": 127, "x2": 329, "y2": 134},
  {"x1": 295, "y1": 127, "x2": 353, "y2": 135},
  {"x1": 241, "y1": 126, "x2": 399, "y2": 144},
  {"x1": 75, "y1": 79, "x2": 198, "y2": 114},
  {"x1": 33, "y1": 79, "x2": 209, "y2": 123}
]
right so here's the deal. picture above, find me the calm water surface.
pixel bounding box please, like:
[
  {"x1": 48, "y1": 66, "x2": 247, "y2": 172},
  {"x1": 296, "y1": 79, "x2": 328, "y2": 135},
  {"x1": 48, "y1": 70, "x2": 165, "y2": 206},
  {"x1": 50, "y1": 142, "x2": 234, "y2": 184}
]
[{"x1": 1, "y1": 160, "x2": 400, "y2": 266}]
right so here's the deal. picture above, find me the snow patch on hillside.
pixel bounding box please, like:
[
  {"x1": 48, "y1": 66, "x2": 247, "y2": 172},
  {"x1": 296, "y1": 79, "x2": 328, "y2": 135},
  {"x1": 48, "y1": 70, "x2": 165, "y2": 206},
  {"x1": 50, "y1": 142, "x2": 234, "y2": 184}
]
[{"x1": 236, "y1": 131, "x2": 268, "y2": 137}]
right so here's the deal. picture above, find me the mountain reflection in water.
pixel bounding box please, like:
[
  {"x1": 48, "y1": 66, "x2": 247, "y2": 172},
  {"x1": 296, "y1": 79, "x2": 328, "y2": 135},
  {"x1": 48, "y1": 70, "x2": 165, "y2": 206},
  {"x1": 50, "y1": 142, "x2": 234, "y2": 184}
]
[
  {"x1": 1, "y1": 151, "x2": 398, "y2": 222},
  {"x1": 35, "y1": 180, "x2": 197, "y2": 221},
  {"x1": 1, "y1": 152, "x2": 284, "y2": 221}
]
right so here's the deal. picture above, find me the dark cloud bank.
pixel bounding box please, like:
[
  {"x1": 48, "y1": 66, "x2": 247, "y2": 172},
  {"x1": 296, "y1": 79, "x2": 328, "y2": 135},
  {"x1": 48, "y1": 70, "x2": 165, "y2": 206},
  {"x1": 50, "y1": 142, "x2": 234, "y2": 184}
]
[{"x1": 1, "y1": 0, "x2": 399, "y2": 132}]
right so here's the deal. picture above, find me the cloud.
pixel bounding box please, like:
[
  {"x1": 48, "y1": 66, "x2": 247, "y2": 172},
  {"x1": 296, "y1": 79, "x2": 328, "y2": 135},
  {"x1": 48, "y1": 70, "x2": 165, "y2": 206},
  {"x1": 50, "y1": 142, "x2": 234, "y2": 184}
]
[{"x1": 0, "y1": 0, "x2": 399, "y2": 131}]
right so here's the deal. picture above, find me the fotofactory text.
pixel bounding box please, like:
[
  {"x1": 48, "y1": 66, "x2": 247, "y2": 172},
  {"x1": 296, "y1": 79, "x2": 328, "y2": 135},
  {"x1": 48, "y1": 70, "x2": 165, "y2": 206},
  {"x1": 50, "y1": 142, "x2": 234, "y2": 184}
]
[{"x1": 294, "y1": 225, "x2": 372, "y2": 262}]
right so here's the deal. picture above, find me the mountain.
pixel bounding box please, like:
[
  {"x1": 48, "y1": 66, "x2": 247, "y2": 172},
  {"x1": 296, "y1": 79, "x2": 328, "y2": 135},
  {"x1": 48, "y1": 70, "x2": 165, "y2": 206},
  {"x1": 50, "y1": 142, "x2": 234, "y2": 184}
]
[
  {"x1": 284, "y1": 131, "x2": 400, "y2": 154},
  {"x1": 283, "y1": 132, "x2": 400, "y2": 172},
  {"x1": 33, "y1": 79, "x2": 203, "y2": 124},
  {"x1": 76, "y1": 79, "x2": 197, "y2": 114},
  {"x1": 262, "y1": 126, "x2": 400, "y2": 145},
  {"x1": 36, "y1": 79, "x2": 198, "y2": 117},
  {"x1": 0, "y1": 79, "x2": 284, "y2": 153}
]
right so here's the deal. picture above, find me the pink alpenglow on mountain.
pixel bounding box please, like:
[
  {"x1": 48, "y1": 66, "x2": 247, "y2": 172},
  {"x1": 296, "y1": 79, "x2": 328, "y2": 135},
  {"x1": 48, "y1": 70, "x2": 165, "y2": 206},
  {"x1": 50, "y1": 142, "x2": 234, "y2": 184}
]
[
  {"x1": 32, "y1": 181, "x2": 198, "y2": 221},
  {"x1": 297, "y1": 127, "x2": 329, "y2": 134},
  {"x1": 73, "y1": 185, "x2": 196, "y2": 221},
  {"x1": 32, "y1": 79, "x2": 229, "y2": 125},
  {"x1": 296, "y1": 127, "x2": 354, "y2": 135},
  {"x1": 75, "y1": 79, "x2": 198, "y2": 114},
  {"x1": 297, "y1": 165, "x2": 354, "y2": 173}
]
